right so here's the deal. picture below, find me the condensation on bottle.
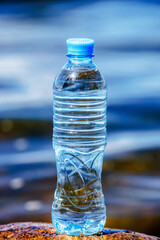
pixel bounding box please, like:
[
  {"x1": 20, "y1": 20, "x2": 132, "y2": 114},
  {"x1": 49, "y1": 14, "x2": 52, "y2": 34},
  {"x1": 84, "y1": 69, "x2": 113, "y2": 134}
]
[{"x1": 52, "y1": 38, "x2": 107, "y2": 236}]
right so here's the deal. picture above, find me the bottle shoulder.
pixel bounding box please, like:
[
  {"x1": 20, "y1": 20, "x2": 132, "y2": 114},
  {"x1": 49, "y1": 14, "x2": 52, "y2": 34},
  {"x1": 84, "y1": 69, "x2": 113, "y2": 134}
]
[{"x1": 53, "y1": 61, "x2": 106, "y2": 91}]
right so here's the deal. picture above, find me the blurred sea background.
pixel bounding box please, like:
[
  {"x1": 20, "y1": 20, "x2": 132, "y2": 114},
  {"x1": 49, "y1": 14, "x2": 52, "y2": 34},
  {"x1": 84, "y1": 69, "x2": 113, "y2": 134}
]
[{"x1": 0, "y1": 0, "x2": 160, "y2": 236}]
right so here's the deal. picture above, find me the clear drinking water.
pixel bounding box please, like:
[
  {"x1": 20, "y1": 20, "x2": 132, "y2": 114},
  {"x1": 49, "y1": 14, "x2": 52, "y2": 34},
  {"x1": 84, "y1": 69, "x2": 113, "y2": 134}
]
[{"x1": 52, "y1": 38, "x2": 107, "y2": 235}]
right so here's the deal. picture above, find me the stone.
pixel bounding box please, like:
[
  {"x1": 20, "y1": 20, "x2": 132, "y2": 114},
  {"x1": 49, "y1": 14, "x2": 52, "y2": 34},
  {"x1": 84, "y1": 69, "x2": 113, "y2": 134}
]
[{"x1": 0, "y1": 222, "x2": 158, "y2": 240}]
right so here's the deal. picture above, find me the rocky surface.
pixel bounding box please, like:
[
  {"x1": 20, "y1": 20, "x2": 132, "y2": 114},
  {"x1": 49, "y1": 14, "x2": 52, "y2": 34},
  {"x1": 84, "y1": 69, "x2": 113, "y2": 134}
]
[{"x1": 0, "y1": 222, "x2": 158, "y2": 240}]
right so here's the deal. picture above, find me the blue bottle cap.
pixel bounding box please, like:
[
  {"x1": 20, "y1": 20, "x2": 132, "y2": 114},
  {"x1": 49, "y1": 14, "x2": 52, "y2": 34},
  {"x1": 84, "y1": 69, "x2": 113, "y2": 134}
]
[{"x1": 66, "y1": 38, "x2": 95, "y2": 56}]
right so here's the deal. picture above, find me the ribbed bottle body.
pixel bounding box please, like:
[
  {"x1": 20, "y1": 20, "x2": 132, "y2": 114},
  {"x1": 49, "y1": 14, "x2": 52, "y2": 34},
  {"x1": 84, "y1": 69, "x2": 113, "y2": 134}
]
[{"x1": 52, "y1": 62, "x2": 107, "y2": 235}]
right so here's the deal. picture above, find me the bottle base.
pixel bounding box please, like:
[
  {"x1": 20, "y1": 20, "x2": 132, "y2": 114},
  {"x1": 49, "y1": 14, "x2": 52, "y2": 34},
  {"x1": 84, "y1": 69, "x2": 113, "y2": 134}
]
[{"x1": 52, "y1": 213, "x2": 106, "y2": 236}]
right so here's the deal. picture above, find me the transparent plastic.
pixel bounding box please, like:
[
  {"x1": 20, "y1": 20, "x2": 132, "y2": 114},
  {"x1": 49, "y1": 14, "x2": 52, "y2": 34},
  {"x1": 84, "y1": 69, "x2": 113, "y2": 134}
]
[{"x1": 52, "y1": 55, "x2": 107, "y2": 235}]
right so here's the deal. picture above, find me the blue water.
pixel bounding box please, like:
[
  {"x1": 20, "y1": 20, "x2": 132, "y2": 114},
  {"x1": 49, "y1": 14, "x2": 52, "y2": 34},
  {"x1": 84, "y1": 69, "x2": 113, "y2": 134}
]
[
  {"x1": 0, "y1": 0, "x2": 160, "y2": 235},
  {"x1": 52, "y1": 55, "x2": 107, "y2": 235}
]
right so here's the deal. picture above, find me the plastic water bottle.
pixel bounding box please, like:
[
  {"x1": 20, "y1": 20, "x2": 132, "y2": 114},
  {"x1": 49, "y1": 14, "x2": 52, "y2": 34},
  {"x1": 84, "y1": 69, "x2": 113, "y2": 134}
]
[{"x1": 52, "y1": 38, "x2": 107, "y2": 235}]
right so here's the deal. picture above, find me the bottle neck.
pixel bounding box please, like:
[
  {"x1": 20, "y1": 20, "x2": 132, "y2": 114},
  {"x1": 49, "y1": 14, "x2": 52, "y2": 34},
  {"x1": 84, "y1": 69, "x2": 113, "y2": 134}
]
[{"x1": 68, "y1": 55, "x2": 93, "y2": 64}]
